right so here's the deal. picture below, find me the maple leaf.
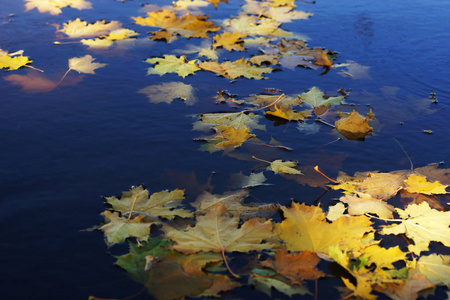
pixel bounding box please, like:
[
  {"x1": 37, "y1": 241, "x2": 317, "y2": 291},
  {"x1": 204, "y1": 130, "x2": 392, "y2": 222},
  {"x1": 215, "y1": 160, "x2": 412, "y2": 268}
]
[
  {"x1": 68, "y1": 54, "x2": 106, "y2": 74},
  {"x1": 105, "y1": 185, "x2": 193, "y2": 219},
  {"x1": 335, "y1": 110, "x2": 373, "y2": 140},
  {"x1": 249, "y1": 269, "x2": 310, "y2": 297},
  {"x1": 380, "y1": 202, "x2": 450, "y2": 254},
  {"x1": 362, "y1": 245, "x2": 407, "y2": 269},
  {"x1": 133, "y1": 10, "x2": 220, "y2": 38},
  {"x1": 265, "y1": 105, "x2": 311, "y2": 121},
  {"x1": 228, "y1": 171, "x2": 271, "y2": 189},
  {"x1": 146, "y1": 55, "x2": 200, "y2": 78},
  {"x1": 336, "y1": 60, "x2": 372, "y2": 80},
  {"x1": 0, "y1": 54, "x2": 32, "y2": 71},
  {"x1": 275, "y1": 202, "x2": 375, "y2": 255},
  {"x1": 194, "y1": 112, "x2": 266, "y2": 132},
  {"x1": 199, "y1": 274, "x2": 242, "y2": 297},
  {"x1": 191, "y1": 189, "x2": 277, "y2": 219},
  {"x1": 213, "y1": 32, "x2": 248, "y2": 51},
  {"x1": 25, "y1": 0, "x2": 92, "y2": 15},
  {"x1": 373, "y1": 274, "x2": 434, "y2": 300},
  {"x1": 138, "y1": 82, "x2": 197, "y2": 105},
  {"x1": 298, "y1": 87, "x2": 344, "y2": 108},
  {"x1": 212, "y1": 124, "x2": 255, "y2": 148},
  {"x1": 99, "y1": 211, "x2": 155, "y2": 245},
  {"x1": 164, "y1": 204, "x2": 273, "y2": 254},
  {"x1": 339, "y1": 193, "x2": 395, "y2": 219},
  {"x1": 409, "y1": 254, "x2": 450, "y2": 287},
  {"x1": 260, "y1": 248, "x2": 325, "y2": 284},
  {"x1": 223, "y1": 14, "x2": 293, "y2": 37},
  {"x1": 268, "y1": 159, "x2": 302, "y2": 175},
  {"x1": 198, "y1": 58, "x2": 273, "y2": 79},
  {"x1": 404, "y1": 174, "x2": 448, "y2": 195},
  {"x1": 242, "y1": 1, "x2": 313, "y2": 23},
  {"x1": 249, "y1": 54, "x2": 279, "y2": 66},
  {"x1": 58, "y1": 18, "x2": 122, "y2": 38},
  {"x1": 279, "y1": 53, "x2": 319, "y2": 70}
]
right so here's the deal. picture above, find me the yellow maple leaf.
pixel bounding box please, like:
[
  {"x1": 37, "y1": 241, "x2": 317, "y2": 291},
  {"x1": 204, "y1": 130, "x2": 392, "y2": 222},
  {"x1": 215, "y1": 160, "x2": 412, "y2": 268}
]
[
  {"x1": 269, "y1": 159, "x2": 302, "y2": 174},
  {"x1": 265, "y1": 105, "x2": 310, "y2": 121},
  {"x1": 213, "y1": 32, "x2": 248, "y2": 51},
  {"x1": 213, "y1": 124, "x2": 255, "y2": 148},
  {"x1": 25, "y1": 0, "x2": 92, "y2": 15},
  {"x1": 404, "y1": 174, "x2": 448, "y2": 195},
  {"x1": 275, "y1": 202, "x2": 375, "y2": 255},
  {"x1": 339, "y1": 193, "x2": 395, "y2": 219},
  {"x1": 222, "y1": 14, "x2": 293, "y2": 37},
  {"x1": 0, "y1": 55, "x2": 32, "y2": 71},
  {"x1": 133, "y1": 10, "x2": 220, "y2": 38},
  {"x1": 198, "y1": 58, "x2": 273, "y2": 79},
  {"x1": 409, "y1": 254, "x2": 450, "y2": 287},
  {"x1": 164, "y1": 204, "x2": 274, "y2": 254},
  {"x1": 146, "y1": 55, "x2": 200, "y2": 78},
  {"x1": 80, "y1": 38, "x2": 113, "y2": 48},
  {"x1": 58, "y1": 18, "x2": 122, "y2": 38},
  {"x1": 105, "y1": 185, "x2": 193, "y2": 219},
  {"x1": 380, "y1": 201, "x2": 450, "y2": 254},
  {"x1": 335, "y1": 110, "x2": 373, "y2": 140},
  {"x1": 68, "y1": 54, "x2": 107, "y2": 74}
]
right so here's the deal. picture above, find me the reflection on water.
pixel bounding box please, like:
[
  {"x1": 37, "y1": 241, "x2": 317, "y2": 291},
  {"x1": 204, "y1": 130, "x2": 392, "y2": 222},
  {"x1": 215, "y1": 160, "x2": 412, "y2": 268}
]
[{"x1": 0, "y1": 0, "x2": 449, "y2": 299}]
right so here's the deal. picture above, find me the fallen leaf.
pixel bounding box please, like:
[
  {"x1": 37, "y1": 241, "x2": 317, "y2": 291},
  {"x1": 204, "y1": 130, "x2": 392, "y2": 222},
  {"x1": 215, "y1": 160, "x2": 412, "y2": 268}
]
[
  {"x1": 138, "y1": 82, "x2": 197, "y2": 105},
  {"x1": 260, "y1": 248, "x2": 325, "y2": 284},
  {"x1": 213, "y1": 32, "x2": 248, "y2": 51},
  {"x1": 249, "y1": 54, "x2": 279, "y2": 66},
  {"x1": 105, "y1": 185, "x2": 193, "y2": 219},
  {"x1": 411, "y1": 254, "x2": 450, "y2": 287},
  {"x1": 404, "y1": 174, "x2": 448, "y2": 195},
  {"x1": 133, "y1": 9, "x2": 220, "y2": 38},
  {"x1": 242, "y1": 1, "x2": 313, "y2": 23},
  {"x1": 265, "y1": 105, "x2": 310, "y2": 121},
  {"x1": 335, "y1": 110, "x2": 373, "y2": 140},
  {"x1": 380, "y1": 202, "x2": 450, "y2": 254},
  {"x1": 164, "y1": 204, "x2": 274, "y2": 254},
  {"x1": 199, "y1": 274, "x2": 241, "y2": 297},
  {"x1": 249, "y1": 270, "x2": 310, "y2": 297},
  {"x1": 339, "y1": 193, "x2": 395, "y2": 219},
  {"x1": 212, "y1": 124, "x2": 255, "y2": 148},
  {"x1": 228, "y1": 171, "x2": 271, "y2": 189},
  {"x1": 198, "y1": 58, "x2": 273, "y2": 79},
  {"x1": 298, "y1": 87, "x2": 344, "y2": 108},
  {"x1": 275, "y1": 202, "x2": 375, "y2": 255},
  {"x1": 58, "y1": 18, "x2": 121, "y2": 38},
  {"x1": 99, "y1": 211, "x2": 155, "y2": 245},
  {"x1": 146, "y1": 55, "x2": 199, "y2": 78},
  {"x1": 68, "y1": 54, "x2": 107, "y2": 74},
  {"x1": 25, "y1": 0, "x2": 92, "y2": 15},
  {"x1": 223, "y1": 14, "x2": 293, "y2": 37},
  {"x1": 0, "y1": 54, "x2": 32, "y2": 70},
  {"x1": 374, "y1": 274, "x2": 434, "y2": 300},
  {"x1": 268, "y1": 159, "x2": 302, "y2": 175}
]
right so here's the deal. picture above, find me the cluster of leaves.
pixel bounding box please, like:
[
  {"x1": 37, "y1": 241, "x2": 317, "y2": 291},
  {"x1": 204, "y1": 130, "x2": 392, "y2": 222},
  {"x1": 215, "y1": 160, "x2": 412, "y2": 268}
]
[
  {"x1": 10, "y1": 0, "x2": 448, "y2": 299},
  {"x1": 95, "y1": 162, "x2": 449, "y2": 300}
]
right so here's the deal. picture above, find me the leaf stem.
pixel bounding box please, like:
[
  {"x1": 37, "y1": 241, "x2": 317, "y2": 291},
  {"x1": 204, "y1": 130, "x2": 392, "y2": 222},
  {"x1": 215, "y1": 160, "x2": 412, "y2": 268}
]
[
  {"x1": 127, "y1": 194, "x2": 139, "y2": 222},
  {"x1": 313, "y1": 166, "x2": 339, "y2": 183},
  {"x1": 252, "y1": 156, "x2": 272, "y2": 165},
  {"x1": 315, "y1": 117, "x2": 335, "y2": 128},
  {"x1": 55, "y1": 68, "x2": 72, "y2": 87},
  {"x1": 221, "y1": 249, "x2": 239, "y2": 278},
  {"x1": 24, "y1": 65, "x2": 44, "y2": 72},
  {"x1": 247, "y1": 142, "x2": 292, "y2": 151}
]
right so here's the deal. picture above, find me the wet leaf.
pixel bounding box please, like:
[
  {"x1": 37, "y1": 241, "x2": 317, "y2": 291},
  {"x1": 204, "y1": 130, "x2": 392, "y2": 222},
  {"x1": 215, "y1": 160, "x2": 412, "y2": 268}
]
[
  {"x1": 25, "y1": 0, "x2": 92, "y2": 15},
  {"x1": 275, "y1": 202, "x2": 375, "y2": 255},
  {"x1": 146, "y1": 55, "x2": 200, "y2": 78},
  {"x1": 213, "y1": 32, "x2": 248, "y2": 51},
  {"x1": 223, "y1": 14, "x2": 293, "y2": 37},
  {"x1": 228, "y1": 171, "x2": 271, "y2": 189},
  {"x1": 199, "y1": 274, "x2": 242, "y2": 297},
  {"x1": 265, "y1": 105, "x2": 311, "y2": 121},
  {"x1": 404, "y1": 174, "x2": 448, "y2": 195},
  {"x1": 138, "y1": 82, "x2": 197, "y2": 105},
  {"x1": 298, "y1": 87, "x2": 344, "y2": 108},
  {"x1": 164, "y1": 204, "x2": 274, "y2": 254},
  {"x1": 242, "y1": 1, "x2": 313, "y2": 23},
  {"x1": 58, "y1": 18, "x2": 121, "y2": 38},
  {"x1": 133, "y1": 10, "x2": 220, "y2": 38},
  {"x1": 268, "y1": 159, "x2": 302, "y2": 175},
  {"x1": 374, "y1": 274, "x2": 434, "y2": 300},
  {"x1": 68, "y1": 54, "x2": 106, "y2": 74},
  {"x1": 0, "y1": 54, "x2": 32, "y2": 71},
  {"x1": 260, "y1": 248, "x2": 325, "y2": 284},
  {"x1": 99, "y1": 211, "x2": 155, "y2": 245},
  {"x1": 249, "y1": 270, "x2": 310, "y2": 297},
  {"x1": 335, "y1": 110, "x2": 373, "y2": 140},
  {"x1": 411, "y1": 254, "x2": 450, "y2": 287},
  {"x1": 198, "y1": 58, "x2": 274, "y2": 79},
  {"x1": 380, "y1": 202, "x2": 450, "y2": 254},
  {"x1": 105, "y1": 185, "x2": 193, "y2": 219},
  {"x1": 339, "y1": 193, "x2": 395, "y2": 219}
]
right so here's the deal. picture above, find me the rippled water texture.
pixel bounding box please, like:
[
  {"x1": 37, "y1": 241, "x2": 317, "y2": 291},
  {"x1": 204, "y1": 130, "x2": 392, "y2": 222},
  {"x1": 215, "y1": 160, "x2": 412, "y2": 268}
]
[{"x1": 0, "y1": 0, "x2": 449, "y2": 299}]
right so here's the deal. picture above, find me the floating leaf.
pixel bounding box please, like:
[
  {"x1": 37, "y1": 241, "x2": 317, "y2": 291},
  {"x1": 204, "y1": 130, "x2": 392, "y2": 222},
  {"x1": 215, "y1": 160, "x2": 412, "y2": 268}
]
[
  {"x1": 198, "y1": 58, "x2": 273, "y2": 79},
  {"x1": 58, "y1": 18, "x2": 121, "y2": 38},
  {"x1": 68, "y1": 55, "x2": 106, "y2": 74},
  {"x1": 268, "y1": 159, "x2": 302, "y2": 175},
  {"x1": 213, "y1": 32, "x2": 248, "y2": 51},
  {"x1": 146, "y1": 55, "x2": 200, "y2": 78},
  {"x1": 298, "y1": 87, "x2": 344, "y2": 108},
  {"x1": 404, "y1": 174, "x2": 448, "y2": 195},
  {"x1": 0, "y1": 55, "x2": 32, "y2": 71},
  {"x1": 105, "y1": 185, "x2": 193, "y2": 219},
  {"x1": 138, "y1": 82, "x2": 197, "y2": 105},
  {"x1": 380, "y1": 202, "x2": 450, "y2": 254},
  {"x1": 25, "y1": 0, "x2": 92, "y2": 15},
  {"x1": 335, "y1": 110, "x2": 373, "y2": 140}
]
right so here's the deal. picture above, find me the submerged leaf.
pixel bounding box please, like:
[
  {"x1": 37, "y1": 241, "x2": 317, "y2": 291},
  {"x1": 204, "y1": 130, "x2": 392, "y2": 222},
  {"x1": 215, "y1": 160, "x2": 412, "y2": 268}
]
[
  {"x1": 298, "y1": 87, "x2": 344, "y2": 108},
  {"x1": 138, "y1": 82, "x2": 197, "y2": 105}
]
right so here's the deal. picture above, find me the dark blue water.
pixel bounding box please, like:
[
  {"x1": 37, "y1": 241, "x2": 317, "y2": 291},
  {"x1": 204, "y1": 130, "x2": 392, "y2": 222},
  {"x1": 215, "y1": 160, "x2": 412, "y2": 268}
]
[{"x1": 1, "y1": 0, "x2": 449, "y2": 299}]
